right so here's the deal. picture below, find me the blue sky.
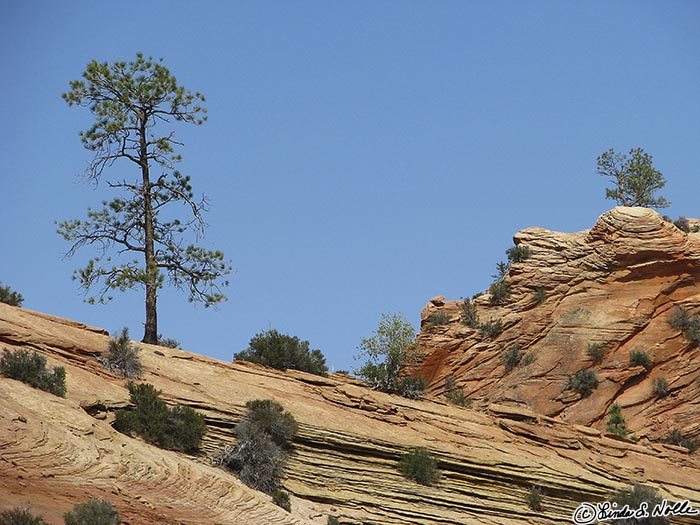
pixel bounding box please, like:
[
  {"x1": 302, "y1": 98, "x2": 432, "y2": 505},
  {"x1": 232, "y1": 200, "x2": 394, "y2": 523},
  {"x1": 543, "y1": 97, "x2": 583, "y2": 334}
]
[{"x1": 2, "y1": 1, "x2": 699, "y2": 372}]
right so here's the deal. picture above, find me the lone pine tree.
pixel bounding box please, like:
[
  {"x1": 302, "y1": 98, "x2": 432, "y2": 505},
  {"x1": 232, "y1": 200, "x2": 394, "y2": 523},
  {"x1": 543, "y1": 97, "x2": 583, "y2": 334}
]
[{"x1": 58, "y1": 53, "x2": 231, "y2": 343}]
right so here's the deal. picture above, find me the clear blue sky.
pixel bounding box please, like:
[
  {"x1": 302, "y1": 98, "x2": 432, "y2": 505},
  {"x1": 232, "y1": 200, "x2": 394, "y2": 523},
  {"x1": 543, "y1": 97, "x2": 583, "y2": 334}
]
[{"x1": 2, "y1": 1, "x2": 699, "y2": 372}]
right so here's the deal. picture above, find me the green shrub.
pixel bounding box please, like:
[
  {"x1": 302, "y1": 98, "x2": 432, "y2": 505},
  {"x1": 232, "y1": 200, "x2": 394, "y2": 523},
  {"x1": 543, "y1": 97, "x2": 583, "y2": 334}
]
[
  {"x1": 444, "y1": 376, "x2": 471, "y2": 407},
  {"x1": 114, "y1": 382, "x2": 206, "y2": 453},
  {"x1": 532, "y1": 287, "x2": 546, "y2": 305},
  {"x1": 0, "y1": 283, "x2": 24, "y2": 307},
  {"x1": 426, "y1": 312, "x2": 451, "y2": 327},
  {"x1": 398, "y1": 447, "x2": 441, "y2": 486},
  {"x1": 662, "y1": 429, "x2": 698, "y2": 453},
  {"x1": 652, "y1": 377, "x2": 669, "y2": 397},
  {"x1": 64, "y1": 499, "x2": 120, "y2": 525},
  {"x1": 506, "y1": 245, "x2": 531, "y2": 263},
  {"x1": 479, "y1": 318, "x2": 503, "y2": 339},
  {"x1": 629, "y1": 350, "x2": 651, "y2": 370},
  {"x1": 521, "y1": 351, "x2": 537, "y2": 367},
  {"x1": 272, "y1": 489, "x2": 291, "y2": 511},
  {"x1": 673, "y1": 216, "x2": 690, "y2": 233},
  {"x1": 0, "y1": 507, "x2": 49, "y2": 525},
  {"x1": 219, "y1": 399, "x2": 297, "y2": 494},
  {"x1": 235, "y1": 329, "x2": 328, "y2": 376},
  {"x1": 355, "y1": 313, "x2": 424, "y2": 398},
  {"x1": 488, "y1": 281, "x2": 511, "y2": 305},
  {"x1": 503, "y1": 344, "x2": 522, "y2": 372},
  {"x1": 668, "y1": 306, "x2": 700, "y2": 343},
  {"x1": 586, "y1": 343, "x2": 604, "y2": 364},
  {"x1": 459, "y1": 299, "x2": 479, "y2": 328},
  {"x1": 394, "y1": 375, "x2": 427, "y2": 399},
  {"x1": 526, "y1": 485, "x2": 543, "y2": 511},
  {"x1": 609, "y1": 482, "x2": 668, "y2": 525},
  {"x1": 605, "y1": 403, "x2": 628, "y2": 437},
  {"x1": 157, "y1": 335, "x2": 180, "y2": 349},
  {"x1": 492, "y1": 261, "x2": 509, "y2": 281},
  {"x1": 327, "y1": 517, "x2": 340, "y2": 525},
  {"x1": 103, "y1": 328, "x2": 143, "y2": 379},
  {"x1": 565, "y1": 368, "x2": 598, "y2": 397},
  {"x1": 0, "y1": 348, "x2": 66, "y2": 397}
]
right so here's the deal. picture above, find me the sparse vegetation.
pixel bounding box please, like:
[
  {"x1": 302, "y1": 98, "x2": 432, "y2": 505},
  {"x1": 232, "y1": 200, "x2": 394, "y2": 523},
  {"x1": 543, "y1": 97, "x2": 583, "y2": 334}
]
[
  {"x1": 605, "y1": 403, "x2": 628, "y2": 437},
  {"x1": 0, "y1": 283, "x2": 24, "y2": 307},
  {"x1": 565, "y1": 368, "x2": 598, "y2": 397},
  {"x1": 609, "y1": 482, "x2": 668, "y2": 525},
  {"x1": 64, "y1": 499, "x2": 120, "y2": 525},
  {"x1": 629, "y1": 350, "x2": 651, "y2": 370},
  {"x1": 668, "y1": 306, "x2": 700, "y2": 343},
  {"x1": 488, "y1": 280, "x2": 511, "y2": 306},
  {"x1": 0, "y1": 507, "x2": 49, "y2": 525},
  {"x1": 506, "y1": 245, "x2": 531, "y2": 263},
  {"x1": 114, "y1": 381, "x2": 206, "y2": 453},
  {"x1": 662, "y1": 429, "x2": 698, "y2": 453},
  {"x1": 218, "y1": 399, "x2": 297, "y2": 495},
  {"x1": 272, "y1": 489, "x2": 291, "y2": 511},
  {"x1": 444, "y1": 375, "x2": 471, "y2": 407},
  {"x1": 532, "y1": 287, "x2": 546, "y2": 305},
  {"x1": 0, "y1": 348, "x2": 66, "y2": 397},
  {"x1": 426, "y1": 312, "x2": 451, "y2": 327},
  {"x1": 586, "y1": 343, "x2": 605, "y2": 364},
  {"x1": 479, "y1": 318, "x2": 503, "y2": 339},
  {"x1": 398, "y1": 447, "x2": 441, "y2": 486},
  {"x1": 355, "y1": 312, "x2": 425, "y2": 398},
  {"x1": 327, "y1": 517, "x2": 340, "y2": 525},
  {"x1": 102, "y1": 328, "x2": 143, "y2": 379},
  {"x1": 652, "y1": 377, "x2": 669, "y2": 397},
  {"x1": 526, "y1": 485, "x2": 543, "y2": 511},
  {"x1": 234, "y1": 329, "x2": 328, "y2": 376},
  {"x1": 673, "y1": 216, "x2": 690, "y2": 233},
  {"x1": 459, "y1": 299, "x2": 479, "y2": 327},
  {"x1": 521, "y1": 351, "x2": 537, "y2": 367},
  {"x1": 503, "y1": 344, "x2": 522, "y2": 372},
  {"x1": 157, "y1": 335, "x2": 180, "y2": 349}
]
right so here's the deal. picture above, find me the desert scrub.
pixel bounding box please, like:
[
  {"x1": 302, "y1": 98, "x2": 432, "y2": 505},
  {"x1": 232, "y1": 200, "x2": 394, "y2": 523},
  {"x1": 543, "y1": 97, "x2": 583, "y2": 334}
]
[
  {"x1": 662, "y1": 429, "x2": 698, "y2": 453},
  {"x1": 0, "y1": 506, "x2": 50, "y2": 525},
  {"x1": 426, "y1": 312, "x2": 451, "y2": 327},
  {"x1": 0, "y1": 348, "x2": 66, "y2": 397},
  {"x1": 0, "y1": 283, "x2": 24, "y2": 307},
  {"x1": 652, "y1": 377, "x2": 669, "y2": 397},
  {"x1": 64, "y1": 499, "x2": 120, "y2": 525},
  {"x1": 459, "y1": 299, "x2": 479, "y2": 327},
  {"x1": 102, "y1": 328, "x2": 143, "y2": 378},
  {"x1": 272, "y1": 489, "x2": 291, "y2": 511},
  {"x1": 503, "y1": 344, "x2": 522, "y2": 372},
  {"x1": 479, "y1": 318, "x2": 503, "y2": 339},
  {"x1": 234, "y1": 329, "x2": 328, "y2": 376},
  {"x1": 605, "y1": 403, "x2": 628, "y2": 437},
  {"x1": 218, "y1": 399, "x2": 297, "y2": 494},
  {"x1": 526, "y1": 486, "x2": 543, "y2": 511},
  {"x1": 668, "y1": 306, "x2": 700, "y2": 343},
  {"x1": 609, "y1": 482, "x2": 668, "y2": 525},
  {"x1": 532, "y1": 287, "x2": 546, "y2": 305},
  {"x1": 586, "y1": 343, "x2": 605, "y2": 364},
  {"x1": 506, "y1": 244, "x2": 531, "y2": 263},
  {"x1": 488, "y1": 280, "x2": 511, "y2": 305},
  {"x1": 565, "y1": 368, "x2": 598, "y2": 397},
  {"x1": 398, "y1": 447, "x2": 441, "y2": 486},
  {"x1": 444, "y1": 375, "x2": 470, "y2": 407},
  {"x1": 629, "y1": 350, "x2": 651, "y2": 370},
  {"x1": 114, "y1": 381, "x2": 206, "y2": 453}
]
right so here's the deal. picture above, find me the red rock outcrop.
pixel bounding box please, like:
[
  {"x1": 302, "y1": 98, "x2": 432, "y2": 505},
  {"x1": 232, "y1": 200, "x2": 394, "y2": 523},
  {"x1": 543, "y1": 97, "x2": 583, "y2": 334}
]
[{"x1": 418, "y1": 207, "x2": 700, "y2": 444}]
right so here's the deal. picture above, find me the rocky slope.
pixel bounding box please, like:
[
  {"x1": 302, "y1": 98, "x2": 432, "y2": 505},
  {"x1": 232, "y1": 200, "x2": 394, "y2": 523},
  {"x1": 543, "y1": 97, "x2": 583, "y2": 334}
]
[
  {"x1": 1, "y1": 293, "x2": 699, "y2": 524},
  {"x1": 418, "y1": 206, "x2": 700, "y2": 445}
]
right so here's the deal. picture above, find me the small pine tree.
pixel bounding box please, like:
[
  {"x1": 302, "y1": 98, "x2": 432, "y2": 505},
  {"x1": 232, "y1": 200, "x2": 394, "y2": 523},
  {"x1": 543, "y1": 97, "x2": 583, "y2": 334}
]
[
  {"x1": 0, "y1": 283, "x2": 24, "y2": 307},
  {"x1": 103, "y1": 328, "x2": 143, "y2": 379},
  {"x1": 606, "y1": 403, "x2": 628, "y2": 437},
  {"x1": 459, "y1": 299, "x2": 479, "y2": 327}
]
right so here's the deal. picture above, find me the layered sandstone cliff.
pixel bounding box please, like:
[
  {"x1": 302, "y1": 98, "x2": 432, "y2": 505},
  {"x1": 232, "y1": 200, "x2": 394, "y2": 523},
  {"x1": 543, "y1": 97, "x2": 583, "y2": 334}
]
[
  {"x1": 1, "y1": 286, "x2": 699, "y2": 524},
  {"x1": 418, "y1": 207, "x2": 700, "y2": 444}
]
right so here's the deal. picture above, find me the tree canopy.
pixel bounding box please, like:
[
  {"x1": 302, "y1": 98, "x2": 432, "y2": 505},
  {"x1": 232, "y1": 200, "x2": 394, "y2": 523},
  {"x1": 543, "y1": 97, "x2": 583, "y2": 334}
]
[
  {"x1": 596, "y1": 147, "x2": 669, "y2": 208},
  {"x1": 58, "y1": 53, "x2": 231, "y2": 343}
]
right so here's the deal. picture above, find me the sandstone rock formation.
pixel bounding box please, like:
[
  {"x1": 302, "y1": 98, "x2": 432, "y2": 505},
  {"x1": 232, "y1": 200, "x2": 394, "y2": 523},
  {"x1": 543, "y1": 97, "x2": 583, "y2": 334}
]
[
  {"x1": 2, "y1": 289, "x2": 699, "y2": 524},
  {"x1": 418, "y1": 207, "x2": 700, "y2": 445}
]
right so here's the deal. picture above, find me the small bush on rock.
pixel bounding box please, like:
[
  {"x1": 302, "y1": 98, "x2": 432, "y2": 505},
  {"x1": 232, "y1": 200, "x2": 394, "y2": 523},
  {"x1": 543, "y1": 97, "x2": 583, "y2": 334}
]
[
  {"x1": 103, "y1": 328, "x2": 143, "y2": 379},
  {"x1": 64, "y1": 499, "x2": 120, "y2": 525},
  {"x1": 609, "y1": 482, "x2": 668, "y2": 525},
  {"x1": 479, "y1": 319, "x2": 503, "y2": 339},
  {"x1": 398, "y1": 447, "x2": 441, "y2": 486},
  {"x1": 235, "y1": 329, "x2": 328, "y2": 376},
  {"x1": 605, "y1": 403, "x2": 628, "y2": 437},
  {"x1": 327, "y1": 517, "x2": 340, "y2": 525},
  {"x1": 629, "y1": 350, "x2": 651, "y2": 370},
  {"x1": 0, "y1": 283, "x2": 24, "y2": 307},
  {"x1": 488, "y1": 281, "x2": 511, "y2": 306},
  {"x1": 460, "y1": 299, "x2": 479, "y2": 327},
  {"x1": 662, "y1": 429, "x2": 698, "y2": 453},
  {"x1": 503, "y1": 344, "x2": 522, "y2": 372},
  {"x1": 527, "y1": 485, "x2": 543, "y2": 511},
  {"x1": 668, "y1": 306, "x2": 700, "y2": 344},
  {"x1": 506, "y1": 245, "x2": 531, "y2": 263},
  {"x1": 652, "y1": 377, "x2": 669, "y2": 397},
  {"x1": 219, "y1": 399, "x2": 297, "y2": 495},
  {"x1": 114, "y1": 382, "x2": 206, "y2": 453},
  {"x1": 272, "y1": 489, "x2": 291, "y2": 511},
  {"x1": 0, "y1": 348, "x2": 66, "y2": 397},
  {"x1": 426, "y1": 312, "x2": 451, "y2": 327},
  {"x1": 444, "y1": 375, "x2": 471, "y2": 407},
  {"x1": 157, "y1": 334, "x2": 180, "y2": 349},
  {"x1": 0, "y1": 506, "x2": 49, "y2": 525},
  {"x1": 565, "y1": 368, "x2": 598, "y2": 398},
  {"x1": 532, "y1": 287, "x2": 546, "y2": 305},
  {"x1": 586, "y1": 343, "x2": 605, "y2": 364}
]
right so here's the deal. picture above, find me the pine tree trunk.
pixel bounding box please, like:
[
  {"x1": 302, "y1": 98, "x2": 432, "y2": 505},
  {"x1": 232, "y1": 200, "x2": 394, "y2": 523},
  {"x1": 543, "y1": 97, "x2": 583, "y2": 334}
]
[{"x1": 140, "y1": 116, "x2": 158, "y2": 344}]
